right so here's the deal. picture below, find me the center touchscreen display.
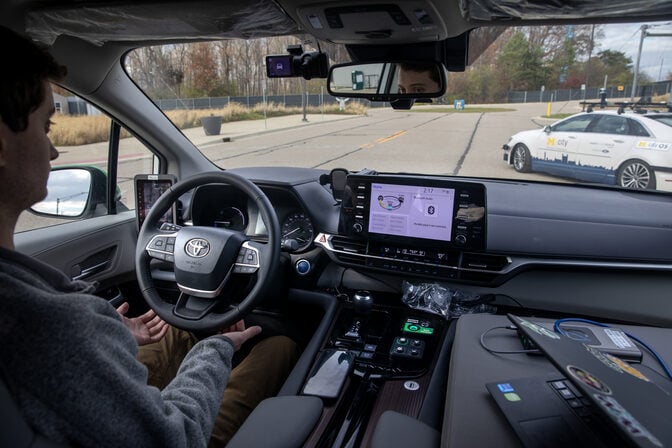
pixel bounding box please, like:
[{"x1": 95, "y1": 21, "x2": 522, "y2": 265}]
[
  {"x1": 369, "y1": 182, "x2": 455, "y2": 242},
  {"x1": 339, "y1": 174, "x2": 486, "y2": 250}
]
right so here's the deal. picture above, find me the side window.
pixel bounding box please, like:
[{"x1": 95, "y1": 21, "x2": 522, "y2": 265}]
[
  {"x1": 552, "y1": 115, "x2": 594, "y2": 133},
  {"x1": 590, "y1": 115, "x2": 628, "y2": 135},
  {"x1": 627, "y1": 118, "x2": 651, "y2": 137},
  {"x1": 15, "y1": 91, "x2": 156, "y2": 233}
]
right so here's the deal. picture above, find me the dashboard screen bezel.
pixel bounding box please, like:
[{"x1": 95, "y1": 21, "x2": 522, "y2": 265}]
[{"x1": 340, "y1": 174, "x2": 487, "y2": 251}]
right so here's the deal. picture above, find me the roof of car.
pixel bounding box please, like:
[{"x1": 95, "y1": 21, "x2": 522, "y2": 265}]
[
  {"x1": 4, "y1": 0, "x2": 672, "y2": 48},
  {"x1": 583, "y1": 110, "x2": 672, "y2": 118}
]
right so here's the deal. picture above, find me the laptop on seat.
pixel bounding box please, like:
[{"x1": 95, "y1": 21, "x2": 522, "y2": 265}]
[{"x1": 486, "y1": 314, "x2": 672, "y2": 448}]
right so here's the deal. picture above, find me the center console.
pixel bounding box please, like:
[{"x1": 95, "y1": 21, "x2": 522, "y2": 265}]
[
  {"x1": 293, "y1": 174, "x2": 486, "y2": 445},
  {"x1": 299, "y1": 290, "x2": 450, "y2": 447}
]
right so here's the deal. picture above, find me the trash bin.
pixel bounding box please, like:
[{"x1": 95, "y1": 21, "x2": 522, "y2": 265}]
[
  {"x1": 454, "y1": 99, "x2": 465, "y2": 110},
  {"x1": 201, "y1": 115, "x2": 222, "y2": 135}
]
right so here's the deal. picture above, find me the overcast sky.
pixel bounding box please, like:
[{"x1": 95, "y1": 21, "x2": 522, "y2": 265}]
[{"x1": 599, "y1": 21, "x2": 672, "y2": 81}]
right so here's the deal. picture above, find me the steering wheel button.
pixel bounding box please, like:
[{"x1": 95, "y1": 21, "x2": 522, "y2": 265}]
[{"x1": 167, "y1": 237, "x2": 176, "y2": 245}]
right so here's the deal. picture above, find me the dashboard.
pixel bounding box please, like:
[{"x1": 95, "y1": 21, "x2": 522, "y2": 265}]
[
  {"x1": 187, "y1": 167, "x2": 672, "y2": 289},
  {"x1": 140, "y1": 165, "x2": 672, "y2": 326}
]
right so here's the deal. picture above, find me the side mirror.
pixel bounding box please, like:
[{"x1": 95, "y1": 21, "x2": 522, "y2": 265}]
[
  {"x1": 544, "y1": 125, "x2": 552, "y2": 134},
  {"x1": 30, "y1": 166, "x2": 109, "y2": 218}
]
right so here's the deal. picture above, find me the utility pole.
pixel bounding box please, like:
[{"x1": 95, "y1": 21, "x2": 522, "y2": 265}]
[
  {"x1": 630, "y1": 25, "x2": 672, "y2": 101},
  {"x1": 302, "y1": 78, "x2": 308, "y2": 122},
  {"x1": 585, "y1": 24, "x2": 595, "y2": 88},
  {"x1": 631, "y1": 24, "x2": 648, "y2": 102}
]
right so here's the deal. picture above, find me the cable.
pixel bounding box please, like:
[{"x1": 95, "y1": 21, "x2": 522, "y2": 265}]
[
  {"x1": 479, "y1": 325, "x2": 541, "y2": 355},
  {"x1": 554, "y1": 318, "x2": 672, "y2": 380}
]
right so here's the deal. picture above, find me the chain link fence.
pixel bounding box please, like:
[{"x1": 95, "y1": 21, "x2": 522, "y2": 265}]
[{"x1": 507, "y1": 80, "x2": 671, "y2": 104}]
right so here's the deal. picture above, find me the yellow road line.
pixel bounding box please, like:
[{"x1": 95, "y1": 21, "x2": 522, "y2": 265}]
[{"x1": 376, "y1": 130, "x2": 407, "y2": 144}]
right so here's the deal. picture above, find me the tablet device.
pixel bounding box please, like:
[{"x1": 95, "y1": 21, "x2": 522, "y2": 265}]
[{"x1": 134, "y1": 174, "x2": 177, "y2": 230}]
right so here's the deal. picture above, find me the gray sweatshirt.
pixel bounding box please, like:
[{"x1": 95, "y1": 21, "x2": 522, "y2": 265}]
[{"x1": 0, "y1": 246, "x2": 234, "y2": 447}]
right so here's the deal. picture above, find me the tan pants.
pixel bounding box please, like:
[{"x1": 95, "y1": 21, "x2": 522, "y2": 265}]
[{"x1": 137, "y1": 326, "x2": 300, "y2": 446}]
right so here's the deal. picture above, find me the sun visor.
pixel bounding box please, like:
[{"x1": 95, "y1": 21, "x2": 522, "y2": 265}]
[
  {"x1": 462, "y1": 0, "x2": 672, "y2": 21},
  {"x1": 26, "y1": 0, "x2": 299, "y2": 46},
  {"x1": 345, "y1": 27, "x2": 503, "y2": 71}
]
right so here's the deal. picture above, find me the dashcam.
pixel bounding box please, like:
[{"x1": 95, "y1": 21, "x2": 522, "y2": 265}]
[
  {"x1": 265, "y1": 45, "x2": 329, "y2": 80},
  {"x1": 266, "y1": 55, "x2": 294, "y2": 77}
]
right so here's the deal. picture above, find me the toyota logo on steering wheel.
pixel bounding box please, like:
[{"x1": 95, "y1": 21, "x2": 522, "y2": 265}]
[{"x1": 185, "y1": 238, "x2": 210, "y2": 258}]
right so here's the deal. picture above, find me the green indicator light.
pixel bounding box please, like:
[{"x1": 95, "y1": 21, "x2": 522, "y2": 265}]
[
  {"x1": 504, "y1": 393, "x2": 521, "y2": 402},
  {"x1": 403, "y1": 322, "x2": 434, "y2": 335}
]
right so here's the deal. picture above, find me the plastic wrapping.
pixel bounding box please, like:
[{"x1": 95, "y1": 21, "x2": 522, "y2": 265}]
[
  {"x1": 461, "y1": 0, "x2": 672, "y2": 21},
  {"x1": 26, "y1": 0, "x2": 299, "y2": 46},
  {"x1": 401, "y1": 280, "x2": 496, "y2": 319}
]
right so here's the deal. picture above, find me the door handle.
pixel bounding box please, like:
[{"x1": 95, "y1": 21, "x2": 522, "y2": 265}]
[
  {"x1": 613, "y1": 139, "x2": 625, "y2": 143},
  {"x1": 72, "y1": 260, "x2": 110, "y2": 280}
]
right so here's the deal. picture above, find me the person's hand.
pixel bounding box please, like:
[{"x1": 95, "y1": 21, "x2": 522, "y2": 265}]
[
  {"x1": 116, "y1": 302, "x2": 170, "y2": 346},
  {"x1": 219, "y1": 320, "x2": 262, "y2": 351}
]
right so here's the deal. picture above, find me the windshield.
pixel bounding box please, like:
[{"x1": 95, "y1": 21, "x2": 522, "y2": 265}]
[{"x1": 124, "y1": 22, "x2": 672, "y2": 191}]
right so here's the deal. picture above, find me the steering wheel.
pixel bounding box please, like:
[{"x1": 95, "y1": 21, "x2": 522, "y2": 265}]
[{"x1": 135, "y1": 171, "x2": 281, "y2": 333}]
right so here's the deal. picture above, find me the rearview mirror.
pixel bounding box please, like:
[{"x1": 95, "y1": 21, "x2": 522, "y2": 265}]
[{"x1": 327, "y1": 61, "x2": 446, "y2": 102}]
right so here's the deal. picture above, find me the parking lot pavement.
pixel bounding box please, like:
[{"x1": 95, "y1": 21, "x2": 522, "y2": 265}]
[{"x1": 184, "y1": 113, "x2": 359, "y2": 146}]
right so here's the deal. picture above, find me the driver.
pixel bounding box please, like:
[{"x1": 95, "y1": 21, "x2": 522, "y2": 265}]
[
  {"x1": 397, "y1": 62, "x2": 441, "y2": 94},
  {"x1": 0, "y1": 24, "x2": 297, "y2": 447}
]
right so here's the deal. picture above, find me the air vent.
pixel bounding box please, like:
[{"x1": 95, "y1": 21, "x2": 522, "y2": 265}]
[
  {"x1": 330, "y1": 236, "x2": 367, "y2": 255},
  {"x1": 329, "y1": 236, "x2": 367, "y2": 266},
  {"x1": 461, "y1": 252, "x2": 510, "y2": 272}
]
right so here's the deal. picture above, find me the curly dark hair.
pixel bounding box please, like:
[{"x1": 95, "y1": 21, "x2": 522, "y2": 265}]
[{"x1": 0, "y1": 26, "x2": 67, "y2": 133}]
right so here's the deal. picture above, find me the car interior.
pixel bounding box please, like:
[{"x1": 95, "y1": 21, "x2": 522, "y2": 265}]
[{"x1": 3, "y1": 0, "x2": 672, "y2": 447}]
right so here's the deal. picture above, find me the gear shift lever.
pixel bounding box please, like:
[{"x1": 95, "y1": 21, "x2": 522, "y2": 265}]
[
  {"x1": 343, "y1": 291, "x2": 373, "y2": 340},
  {"x1": 353, "y1": 290, "x2": 373, "y2": 315}
]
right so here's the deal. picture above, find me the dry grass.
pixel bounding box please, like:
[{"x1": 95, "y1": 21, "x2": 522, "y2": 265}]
[
  {"x1": 651, "y1": 93, "x2": 670, "y2": 103},
  {"x1": 50, "y1": 102, "x2": 368, "y2": 147},
  {"x1": 50, "y1": 113, "x2": 113, "y2": 146}
]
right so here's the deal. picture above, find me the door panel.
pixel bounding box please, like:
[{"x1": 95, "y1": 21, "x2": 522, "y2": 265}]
[
  {"x1": 532, "y1": 114, "x2": 594, "y2": 178},
  {"x1": 15, "y1": 211, "x2": 138, "y2": 288},
  {"x1": 576, "y1": 115, "x2": 636, "y2": 183}
]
